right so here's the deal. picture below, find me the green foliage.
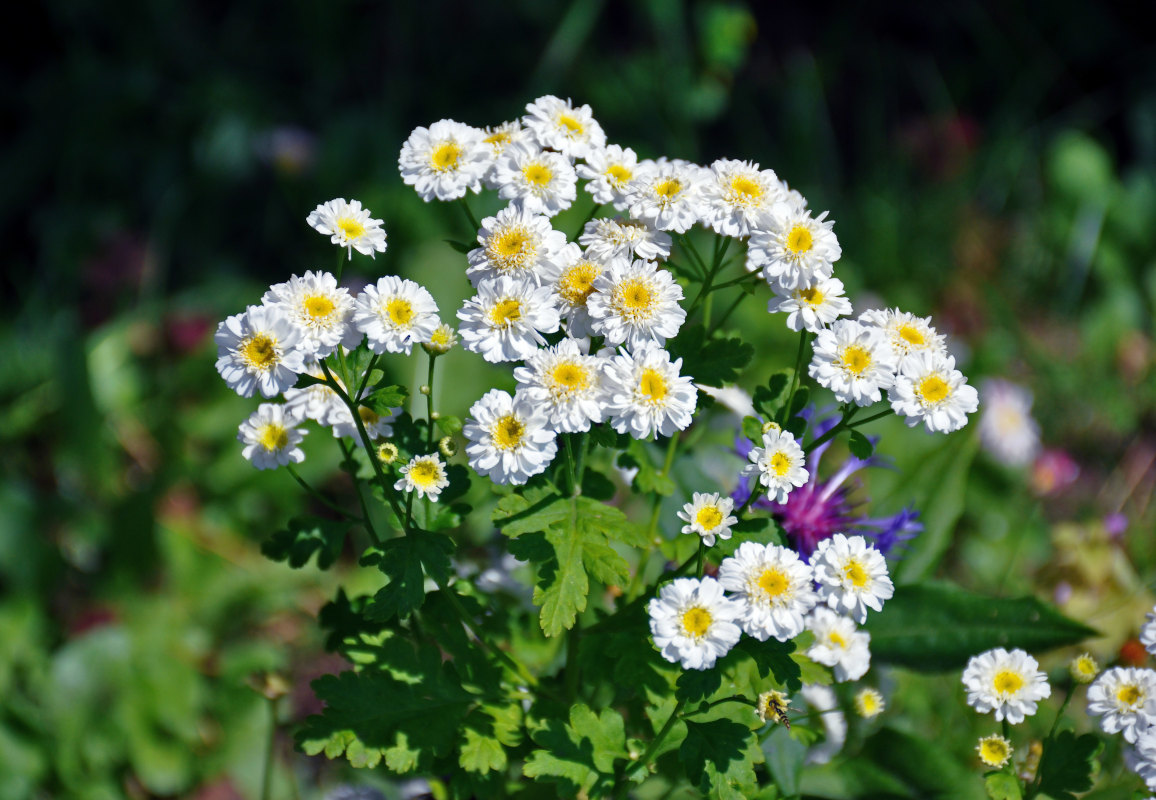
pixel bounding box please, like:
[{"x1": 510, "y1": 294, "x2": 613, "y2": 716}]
[
  {"x1": 523, "y1": 703, "x2": 627, "y2": 796},
  {"x1": 753, "y1": 371, "x2": 792, "y2": 420},
  {"x1": 261, "y1": 515, "x2": 349, "y2": 569},
  {"x1": 848, "y1": 430, "x2": 875, "y2": 460},
  {"x1": 362, "y1": 384, "x2": 409, "y2": 416},
  {"x1": 668, "y1": 324, "x2": 755, "y2": 386},
  {"x1": 985, "y1": 773, "x2": 1023, "y2": 800},
  {"x1": 680, "y1": 718, "x2": 761, "y2": 799},
  {"x1": 365, "y1": 532, "x2": 456, "y2": 621},
  {"x1": 1036, "y1": 730, "x2": 1102, "y2": 800},
  {"x1": 618, "y1": 438, "x2": 676, "y2": 496},
  {"x1": 865, "y1": 583, "x2": 1097, "y2": 670}
]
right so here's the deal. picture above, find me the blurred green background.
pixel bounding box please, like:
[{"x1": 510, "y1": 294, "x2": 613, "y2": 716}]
[{"x1": 2, "y1": 0, "x2": 1155, "y2": 797}]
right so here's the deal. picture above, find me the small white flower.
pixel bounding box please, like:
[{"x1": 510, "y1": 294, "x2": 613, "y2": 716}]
[
  {"x1": 677, "y1": 492, "x2": 738, "y2": 547},
  {"x1": 578, "y1": 216, "x2": 672, "y2": 263},
  {"x1": 624, "y1": 158, "x2": 706, "y2": 234},
  {"x1": 262, "y1": 270, "x2": 360, "y2": 358},
  {"x1": 718, "y1": 541, "x2": 817, "y2": 641},
  {"x1": 422, "y1": 323, "x2": 458, "y2": 355},
  {"x1": 329, "y1": 402, "x2": 397, "y2": 446},
  {"x1": 492, "y1": 142, "x2": 577, "y2": 217},
  {"x1": 855, "y1": 688, "x2": 885, "y2": 719},
  {"x1": 811, "y1": 534, "x2": 894, "y2": 623},
  {"x1": 479, "y1": 120, "x2": 536, "y2": 185},
  {"x1": 748, "y1": 206, "x2": 841, "y2": 289},
  {"x1": 1134, "y1": 728, "x2": 1156, "y2": 791},
  {"x1": 353, "y1": 276, "x2": 440, "y2": 356},
  {"x1": 522, "y1": 95, "x2": 607, "y2": 161},
  {"x1": 215, "y1": 305, "x2": 306, "y2": 398},
  {"x1": 808, "y1": 319, "x2": 898, "y2": 407},
  {"x1": 577, "y1": 144, "x2": 638, "y2": 208},
  {"x1": 398, "y1": 119, "x2": 490, "y2": 202},
  {"x1": 512, "y1": 338, "x2": 604, "y2": 433},
  {"x1": 769, "y1": 274, "x2": 853, "y2": 333},
  {"x1": 1088, "y1": 667, "x2": 1156, "y2": 743},
  {"x1": 282, "y1": 362, "x2": 346, "y2": 425},
  {"x1": 978, "y1": 379, "x2": 1041, "y2": 467},
  {"x1": 962, "y1": 647, "x2": 1052, "y2": 724},
  {"x1": 238, "y1": 404, "x2": 307, "y2": 470},
  {"x1": 601, "y1": 344, "x2": 698, "y2": 439},
  {"x1": 543, "y1": 244, "x2": 607, "y2": 338},
  {"x1": 463, "y1": 389, "x2": 557, "y2": 485},
  {"x1": 306, "y1": 198, "x2": 388, "y2": 260},
  {"x1": 394, "y1": 454, "x2": 450, "y2": 501},
  {"x1": 889, "y1": 351, "x2": 979, "y2": 434},
  {"x1": 700, "y1": 158, "x2": 784, "y2": 238},
  {"x1": 858, "y1": 307, "x2": 947, "y2": 370},
  {"x1": 740, "y1": 427, "x2": 808, "y2": 504},
  {"x1": 801, "y1": 684, "x2": 847, "y2": 765},
  {"x1": 648, "y1": 577, "x2": 742, "y2": 671},
  {"x1": 466, "y1": 203, "x2": 568, "y2": 287},
  {"x1": 806, "y1": 607, "x2": 871, "y2": 682},
  {"x1": 457, "y1": 276, "x2": 561, "y2": 363},
  {"x1": 587, "y1": 259, "x2": 686, "y2": 350}
]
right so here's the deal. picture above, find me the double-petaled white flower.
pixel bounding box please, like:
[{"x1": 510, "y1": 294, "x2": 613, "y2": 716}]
[
  {"x1": 395, "y1": 454, "x2": 450, "y2": 501},
  {"x1": 1088, "y1": 667, "x2": 1156, "y2": 743},
  {"x1": 719, "y1": 541, "x2": 817, "y2": 642},
  {"x1": 238, "y1": 404, "x2": 307, "y2": 470},
  {"x1": 542, "y1": 244, "x2": 607, "y2": 339},
  {"x1": 748, "y1": 206, "x2": 840, "y2": 289},
  {"x1": 522, "y1": 95, "x2": 606, "y2": 160},
  {"x1": 587, "y1": 259, "x2": 686, "y2": 350},
  {"x1": 962, "y1": 647, "x2": 1052, "y2": 724},
  {"x1": 811, "y1": 533, "x2": 894, "y2": 623},
  {"x1": 353, "y1": 277, "x2": 440, "y2": 356},
  {"x1": 578, "y1": 216, "x2": 672, "y2": 263},
  {"x1": 512, "y1": 338, "x2": 604, "y2": 434},
  {"x1": 740, "y1": 427, "x2": 808, "y2": 504},
  {"x1": 262, "y1": 270, "x2": 360, "y2": 358},
  {"x1": 806, "y1": 607, "x2": 871, "y2": 682},
  {"x1": 769, "y1": 274, "x2": 853, "y2": 333},
  {"x1": 624, "y1": 158, "x2": 705, "y2": 234},
  {"x1": 463, "y1": 389, "x2": 558, "y2": 485},
  {"x1": 889, "y1": 351, "x2": 979, "y2": 434},
  {"x1": 492, "y1": 142, "x2": 577, "y2": 217},
  {"x1": 215, "y1": 305, "x2": 306, "y2": 398},
  {"x1": 677, "y1": 492, "x2": 738, "y2": 547},
  {"x1": 809, "y1": 319, "x2": 898, "y2": 407},
  {"x1": 859, "y1": 308, "x2": 946, "y2": 371},
  {"x1": 306, "y1": 198, "x2": 388, "y2": 260},
  {"x1": 466, "y1": 203, "x2": 568, "y2": 287},
  {"x1": 648, "y1": 577, "x2": 742, "y2": 670},
  {"x1": 600, "y1": 344, "x2": 697, "y2": 439},
  {"x1": 457, "y1": 276, "x2": 561, "y2": 363},
  {"x1": 700, "y1": 158, "x2": 784, "y2": 238},
  {"x1": 398, "y1": 119, "x2": 490, "y2": 201},
  {"x1": 577, "y1": 144, "x2": 638, "y2": 208},
  {"x1": 282, "y1": 362, "x2": 345, "y2": 425}
]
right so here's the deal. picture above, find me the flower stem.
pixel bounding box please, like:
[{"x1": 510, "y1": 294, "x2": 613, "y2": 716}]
[
  {"x1": 354, "y1": 353, "x2": 380, "y2": 401},
  {"x1": 336, "y1": 439, "x2": 382, "y2": 546},
  {"x1": 425, "y1": 352, "x2": 438, "y2": 452},
  {"x1": 286, "y1": 465, "x2": 357, "y2": 521},
  {"x1": 458, "y1": 197, "x2": 481, "y2": 232},
  {"x1": 695, "y1": 540, "x2": 705, "y2": 578},
  {"x1": 574, "y1": 201, "x2": 602, "y2": 239},
  {"x1": 780, "y1": 331, "x2": 811, "y2": 426},
  {"x1": 614, "y1": 697, "x2": 687, "y2": 797}
]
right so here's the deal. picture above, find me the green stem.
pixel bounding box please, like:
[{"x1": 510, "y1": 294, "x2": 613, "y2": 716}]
[
  {"x1": 699, "y1": 695, "x2": 757, "y2": 712},
  {"x1": 695, "y1": 540, "x2": 705, "y2": 578},
  {"x1": 337, "y1": 439, "x2": 382, "y2": 546},
  {"x1": 802, "y1": 405, "x2": 860, "y2": 454},
  {"x1": 574, "y1": 201, "x2": 603, "y2": 238},
  {"x1": 735, "y1": 483, "x2": 765, "y2": 518},
  {"x1": 355, "y1": 353, "x2": 380, "y2": 401},
  {"x1": 440, "y1": 583, "x2": 541, "y2": 690},
  {"x1": 286, "y1": 465, "x2": 357, "y2": 521},
  {"x1": 711, "y1": 270, "x2": 764, "y2": 291},
  {"x1": 780, "y1": 331, "x2": 811, "y2": 426},
  {"x1": 334, "y1": 246, "x2": 346, "y2": 284},
  {"x1": 563, "y1": 434, "x2": 579, "y2": 495},
  {"x1": 565, "y1": 625, "x2": 581, "y2": 701},
  {"x1": 706, "y1": 290, "x2": 747, "y2": 337},
  {"x1": 631, "y1": 433, "x2": 681, "y2": 599},
  {"x1": 614, "y1": 698, "x2": 688, "y2": 797},
  {"x1": 260, "y1": 696, "x2": 278, "y2": 800},
  {"x1": 425, "y1": 352, "x2": 438, "y2": 452},
  {"x1": 459, "y1": 197, "x2": 481, "y2": 232},
  {"x1": 678, "y1": 234, "x2": 709, "y2": 276}
]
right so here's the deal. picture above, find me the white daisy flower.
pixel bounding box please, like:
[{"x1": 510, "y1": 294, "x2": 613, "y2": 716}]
[
  {"x1": 677, "y1": 492, "x2": 738, "y2": 547},
  {"x1": 463, "y1": 389, "x2": 558, "y2": 485},
  {"x1": 811, "y1": 533, "x2": 894, "y2": 623},
  {"x1": 457, "y1": 276, "x2": 561, "y2": 363},
  {"x1": 808, "y1": 319, "x2": 899, "y2": 407},
  {"x1": 466, "y1": 203, "x2": 568, "y2": 287},
  {"x1": 306, "y1": 198, "x2": 388, "y2": 260},
  {"x1": 542, "y1": 244, "x2": 608, "y2": 339},
  {"x1": 522, "y1": 95, "x2": 607, "y2": 161},
  {"x1": 586, "y1": 259, "x2": 686, "y2": 349},
  {"x1": 747, "y1": 206, "x2": 841, "y2": 289},
  {"x1": 740, "y1": 427, "x2": 808, "y2": 504},
  {"x1": 398, "y1": 119, "x2": 490, "y2": 202},
  {"x1": 601, "y1": 344, "x2": 698, "y2": 439},
  {"x1": 261, "y1": 270, "x2": 360, "y2": 358},
  {"x1": 961, "y1": 647, "x2": 1052, "y2": 724},
  {"x1": 700, "y1": 158, "x2": 784, "y2": 238},
  {"x1": 889, "y1": 351, "x2": 979, "y2": 434},
  {"x1": 577, "y1": 144, "x2": 638, "y2": 208},
  {"x1": 718, "y1": 541, "x2": 817, "y2": 641},
  {"x1": 238, "y1": 404, "x2": 307, "y2": 470},
  {"x1": 394, "y1": 454, "x2": 450, "y2": 501},
  {"x1": 769, "y1": 274, "x2": 854, "y2": 333},
  {"x1": 422, "y1": 322, "x2": 458, "y2": 355},
  {"x1": 329, "y1": 402, "x2": 397, "y2": 446},
  {"x1": 855, "y1": 688, "x2": 885, "y2": 719},
  {"x1": 977, "y1": 379, "x2": 1041, "y2": 467},
  {"x1": 353, "y1": 276, "x2": 440, "y2": 356},
  {"x1": 215, "y1": 305, "x2": 306, "y2": 398},
  {"x1": 648, "y1": 576, "x2": 742, "y2": 671},
  {"x1": 512, "y1": 338, "x2": 604, "y2": 433},
  {"x1": 578, "y1": 216, "x2": 672, "y2": 263},
  {"x1": 806, "y1": 607, "x2": 871, "y2": 682},
  {"x1": 492, "y1": 142, "x2": 577, "y2": 217},
  {"x1": 480, "y1": 120, "x2": 534, "y2": 160},
  {"x1": 1143, "y1": 606, "x2": 1156, "y2": 656},
  {"x1": 282, "y1": 362, "x2": 346, "y2": 425},
  {"x1": 1088, "y1": 667, "x2": 1156, "y2": 743},
  {"x1": 1134, "y1": 728, "x2": 1156, "y2": 790},
  {"x1": 858, "y1": 307, "x2": 947, "y2": 370},
  {"x1": 624, "y1": 158, "x2": 706, "y2": 234}
]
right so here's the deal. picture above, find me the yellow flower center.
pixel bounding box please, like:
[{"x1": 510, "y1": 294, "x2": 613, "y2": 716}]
[
  {"x1": 491, "y1": 228, "x2": 534, "y2": 266},
  {"x1": 840, "y1": 345, "x2": 871, "y2": 375},
  {"x1": 484, "y1": 130, "x2": 511, "y2": 148},
  {"x1": 730, "y1": 175, "x2": 763, "y2": 203},
  {"x1": 558, "y1": 113, "x2": 584, "y2": 134},
  {"x1": 1118, "y1": 684, "x2": 1142, "y2": 707},
  {"x1": 606, "y1": 164, "x2": 633, "y2": 185},
  {"x1": 978, "y1": 737, "x2": 1011, "y2": 767},
  {"x1": 429, "y1": 326, "x2": 452, "y2": 348},
  {"x1": 241, "y1": 334, "x2": 278, "y2": 369},
  {"x1": 785, "y1": 225, "x2": 813, "y2": 255},
  {"x1": 695, "y1": 505, "x2": 724, "y2": 531},
  {"x1": 303, "y1": 294, "x2": 336, "y2": 319},
  {"x1": 798, "y1": 286, "x2": 825, "y2": 307},
  {"x1": 358, "y1": 406, "x2": 381, "y2": 426},
  {"x1": 489, "y1": 298, "x2": 523, "y2": 329},
  {"x1": 430, "y1": 141, "x2": 462, "y2": 171},
  {"x1": 549, "y1": 362, "x2": 589, "y2": 394},
  {"x1": 257, "y1": 423, "x2": 288, "y2": 451},
  {"x1": 993, "y1": 670, "x2": 1024, "y2": 695},
  {"x1": 492, "y1": 414, "x2": 525, "y2": 450},
  {"x1": 639, "y1": 369, "x2": 668, "y2": 403},
  {"x1": 681, "y1": 606, "x2": 712, "y2": 637},
  {"x1": 386, "y1": 298, "x2": 414, "y2": 327},
  {"x1": 769, "y1": 451, "x2": 791, "y2": 477},
  {"x1": 522, "y1": 163, "x2": 553, "y2": 186},
  {"x1": 757, "y1": 567, "x2": 790, "y2": 598},
  {"x1": 336, "y1": 216, "x2": 366, "y2": 240},
  {"x1": 654, "y1": 178, "x2": 682, "y2": 200},
  {"x1": 829, "y1": 630, "x2": 847, "y2": 648},
  {"x1": 843, "y1": 559, "x2": 869, "y2": 588},
  {"x1": 409, "y1": 460, "x2": 441, "y2": 487},
  {"x1": 897, "y1": 323, "x2": 926, "y2": 346},
  {"x1": 558, "y1": 262, "x2": 601, "y2": 306},
  {"x1": 614, "y1": 277, "x2": 656, "y2": 319},
  {"x1": 916, "y1": 375, "x2": 950, "y2": 404}
]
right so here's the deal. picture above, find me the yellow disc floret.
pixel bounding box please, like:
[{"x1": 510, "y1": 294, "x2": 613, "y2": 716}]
[
  {"x1": 336, "y1": 216, "x2": 367, "y2": 240},
  {"x1": 785, "y1": 225, "x2": 814, "y2": 256},
  {"x1": 492, "y1": 414, "x2": 525, "y2": 450},
  {"x1": 681, "y1": 606, "x2": 712, "y2": 638},
  {"x1": 409, "y1": 459, "x2": 442, "y2": 488},
  {"x1": 798, "y1": 286, "x2": 825, "y2": 307},
  {"x1": 839, "y1": 345, "x2": 872, "y2": 375},
  {"x1": 769, "y1": 451, "x2": 792, "y2": 476},
  {"x1": 757, "y1": 567, "x2": 790, "y2": 599},
  {"x1": 558, "y1": 262, "x2": 601, "y2": 307},
  {"x1": 613, "y1": 277, "x2": 656, "y2": 321},
  {"x1": 993, "y1": 670, "x2": 1025, "y2": 696},
  {"x1": 304, "y1": 295, "x2": 336, "y2": 319},
  {"x1": 522, "y1": 162, "x2": 553, "y2": 186},
  {"x1": 916, "y1": 375, "x2": 950, "y2": 404},
  {"x1": 639, "y1": 369, "x2": 668, "y2": 403},
  {"x1": 386, "y1": 298, "x2": 414, "y2": 327},
  {"x1": 489, "y1": 298, "x2": 523, "y2": 329},
  {"x1": 257, "y1": 423, "x2": 288, "y2": 451},
  {"x1": 729, "y1": 175, "x2": 764, "y2": 204},
  {"x1": 1118, "y1": 684, "x2": 1142, "y2": 707},
  {"x1": 430, "y1": 141, "x2": 463, "y2": 172},
  {"x1": 695, "y1": 505, "x2": 724, "y2": 531},
  {"x1": 843, "y1": 559, "x2": 869, "y2": 588},
  {"x1": 897, "y1": 323, "x2": 926, "y2": 347},
  {"x1": 606, "y1": 164, "x2": 633, "y2": 185},
  {"x1": 241, "y1": 334, "x2": 279, "y2": 370}
]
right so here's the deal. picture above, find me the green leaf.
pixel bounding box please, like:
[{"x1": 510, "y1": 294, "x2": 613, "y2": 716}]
[
  {"x1": 761, "y1": 724, "x2": 805, "y2": 798},
  {"x1": 865, "y1": 583, "x2": 1098, "y2": 671},
  {"x1": 444, "y1": 238, "x2": 474, "y2": 254},
  {"x1": 579, "y1": 468, "x2": 616, "y2": 501},
  {"x1": 985, "y1": 773, "x2": 1023, "y2": 800},
  {"x1": 741, "y1": 415, "x2": 764, "y2": 443},
  {"x1": 860, "y1": 726, "x2": 986, "y2": 800},
  {"x1": 738, "y1": 637, "x2": 804, "y2": 692},
  {"x1": 667, "y1": 325, "x2": 755, "y2": 387},
  {"x1": 619, "y1": 439, "x2": 676, "y2": 496},
  {"x1": 680, "y1": 718, "x2": 760, "y2": 799},
  {"x1": 753, "y1": 371, "x2": 791, "y2": 419},
  {"x1": 589, "y1": 423, "x2": 628, "y2": 450},
  {"x1": 848, "y1": 430, "x2": 874, "y2": 460},
  {"x1": 523, "y1": 704, "x2": 627, "y2": 796},
  {"x1": 362, "y1": 384, "x2": 408, "y2": 415},
  {"x1": 435, "y1": 414, "x2": 463, "y2": 437},
  {"x1": 261, "y1": 516, "x2": 348, "y2": 569},
  {"x1": 367, "y1": 532, "x2": 456, "y2": 621},
  {"x1": 297, "y1": 667, "x2": 472, "y2": 773},
  {"x1": 1036, "y1": 730, "x2": 1102, "y2": 799},
  {"x1": 459, "y1": 727, "x2": 507, "y2": 774},
  {"x1": 676, "y1": 665, "x2": 723, "y2": 703}
]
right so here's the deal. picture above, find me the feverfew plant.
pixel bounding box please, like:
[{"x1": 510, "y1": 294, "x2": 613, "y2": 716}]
[{"x1": 208, "y1": 95, "x2": 1121, "y2": 800}]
